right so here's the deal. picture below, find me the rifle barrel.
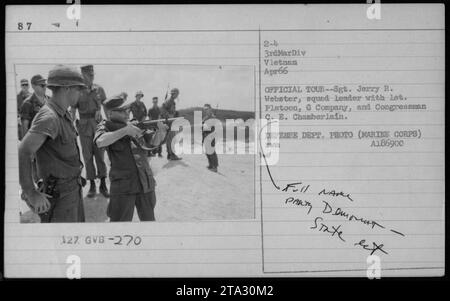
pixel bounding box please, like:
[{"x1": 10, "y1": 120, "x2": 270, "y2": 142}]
[{"x1": 140, "y1": 117, "x2": 183, "y2": 124}]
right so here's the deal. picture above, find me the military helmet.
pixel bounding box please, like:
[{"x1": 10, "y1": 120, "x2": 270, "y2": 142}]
[{"x1": 46, "y1": 65, "x2": 86, "y2": 87}]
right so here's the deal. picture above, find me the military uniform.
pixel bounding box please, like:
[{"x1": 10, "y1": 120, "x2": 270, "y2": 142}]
[
  {"x1": 17, "y1": 90, "x2": 31, "y2": 116},
  {"x1": 94, "y1": 95, "x2": 157, "y2": 222},
  {"x1": 29, "y1": 102, "x2": 85, "y2": 222},
  {"x1": 148, "y1": 105, "x2": 162, "y2": 156},
  {"x1": 148, "y1": 106, "x2": 160, "y2": 121},
  {"x1": 20, "y1": 93, "x2": 49, "y2": 132},
  {"x1": 73, "y1": 80, "x2": 107, "y2": 181},
  {"x1": 20, "y1": 75, "x2": 50, "y2": 182},
  {"x1": 160, "y1": 90, "x2": 180, "y2": 160},
  {"x1": 17, "y1": 79, "x2": 32, "y2": 140},
  {"x1": 24, "y1": 65, "x2": 87, "y2": 222},
  {"x1": 130, "y1": 101, "x2": 147, "y2": 122},
  {"x1": 21, "y1": 92, "x2": 49, "y2": 183}
]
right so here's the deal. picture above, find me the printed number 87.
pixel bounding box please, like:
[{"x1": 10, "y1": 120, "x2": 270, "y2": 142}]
[{"x1": 18, "y1": 22, "x2": 32, "y2": 30}]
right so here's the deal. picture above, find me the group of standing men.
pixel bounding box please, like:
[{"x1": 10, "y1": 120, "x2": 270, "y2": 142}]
[
  {"x1": 17, "y1": 64, "x2": 181, "y2": 223},
  {"x1": 128, "y1": 88, "x2": 182, "y2": 161}
]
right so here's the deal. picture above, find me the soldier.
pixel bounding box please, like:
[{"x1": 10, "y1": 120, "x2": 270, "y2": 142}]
[
  {"x1": 17, "y1": 79, "x2": 32, "y2": 140},
  {"x1": 94, "y1": 94, "x2": 160, "y2": 222},
  {"x1": 71, "y1": 64, "x2": 109, "y2": 198},
  {"x1": 130, "y1": 90, "x2": 147, "y2": 122},
  {"x1": 202, "y1": 104, "x2": 219, "y2": 172},
  {"x1": 160, "y1": 88, "x2": 181, "y2": 161},
  {"x1": 17, "y1": 79, "x2": 31, "y2": 115},
  {"x1": 20, "y1": 74, "x2": 50, "y2": 182},
  {"x1": 19, "y1": 65, "x2": 87, "y2": 223},
  {"x1": 148, "y1": 97, "x2": 160, "y2": 120},
  {"x1": 20, "y1": 75, "x2": 49, "y2": 134},
  {"x1": 148, "y1": 96, "x2": 162, "y2": 157}
]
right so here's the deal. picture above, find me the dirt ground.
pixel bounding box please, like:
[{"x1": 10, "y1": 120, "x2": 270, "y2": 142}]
[{"x1": 20, "y1": 145, "x2": 256, "y2": 223}]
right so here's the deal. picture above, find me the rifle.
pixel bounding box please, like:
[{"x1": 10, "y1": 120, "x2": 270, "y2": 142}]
[
  {"x1": 104, "y1": 117, "x2": 183, "y2": 151},
  {"x1": 137, "y1": 117, "x2": 183, "y2": 128}
]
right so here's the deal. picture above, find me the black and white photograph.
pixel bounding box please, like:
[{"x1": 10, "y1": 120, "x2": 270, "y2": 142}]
[{"x1": 3, "y1": 4, "x2": 445, "y2": 280}]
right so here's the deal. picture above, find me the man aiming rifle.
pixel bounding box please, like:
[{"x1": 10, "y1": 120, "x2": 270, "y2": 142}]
[{"x1": 94, "y1": 94, "x2": 174, "y2": 221}]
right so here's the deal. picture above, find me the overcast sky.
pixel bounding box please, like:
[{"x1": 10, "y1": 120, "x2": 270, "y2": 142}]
[{"x1": 15, "y1": 64, "x2": 255, "y2": 112}]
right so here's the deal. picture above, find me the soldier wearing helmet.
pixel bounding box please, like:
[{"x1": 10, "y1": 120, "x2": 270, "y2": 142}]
[
  {"x1": 130, "y1": 90, "x2": 147, "y2": 122},
  {"x1": 161, "y1": 87, "x2": 182, "y2": 161},
  {"x1": 19, "y1": 65, "x2": 87, "y2": 223}
]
